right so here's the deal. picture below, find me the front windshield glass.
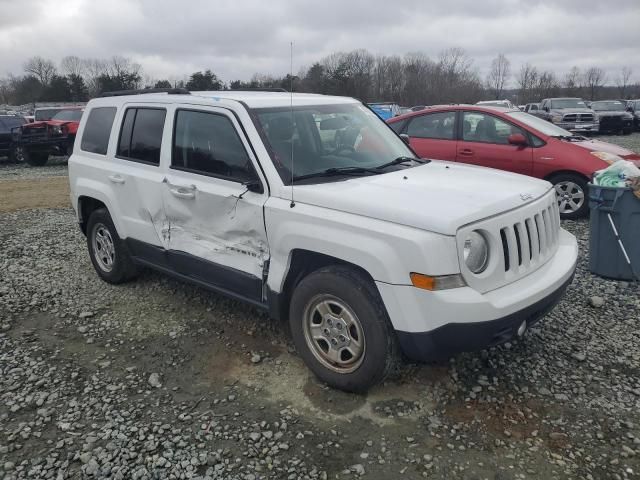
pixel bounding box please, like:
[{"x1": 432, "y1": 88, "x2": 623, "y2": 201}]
[
  {"x1": 550, "y1": 99, "x2": 587, "y2": 109},
  {"x1": 253, "y1": 103, "x2": 416, "y2": 184},
  {"x1": 52, "y1": 110, "x2": 83, "y2": 121},
  {"x1": 35, "y1": 108, "x2": 64, "y2": 121},
  {"x1": 507, "y1": 111, "x2": 574, "y2": 137},
  {"x1": 591, "y1": 101, "x2": 625, "y2": 112}
]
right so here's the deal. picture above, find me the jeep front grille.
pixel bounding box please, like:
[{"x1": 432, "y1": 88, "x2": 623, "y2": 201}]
[
  {"x1": 456, "y1": 190, "x2": 560, "y2": 294},
  {"x1": 498, "y1": 201, "x2": 559, "y2": 273}
]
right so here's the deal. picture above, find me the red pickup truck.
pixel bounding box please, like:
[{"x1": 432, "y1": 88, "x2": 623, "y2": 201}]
[{"x1": 13, "y1": 107, "x2": 84, "y2": 166}]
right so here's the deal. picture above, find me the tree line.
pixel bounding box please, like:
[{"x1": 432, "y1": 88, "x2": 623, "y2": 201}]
[{"x1": 0, "y1": 50, "x2": 637, "y2": 107}]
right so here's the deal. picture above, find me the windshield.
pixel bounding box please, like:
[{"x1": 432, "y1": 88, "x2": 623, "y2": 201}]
[
  {"x1": 550, "y1": 99, "x2": 587, "y2": 109},
  {"x1": 35, "y1": 108, "x2": 64, "y2": 121},
  {"x1": 591, "y1": 101, "x2": 625, "y2": 112},
  {"x1": 52, "y1": 110, "x2": 83, "y2": 121},
  {"x1": 506, "y1": 111, "x2": 574, "y2": 137},
  {"x1": 253, "y1": 103, "x2": 416, "y2": 184}
]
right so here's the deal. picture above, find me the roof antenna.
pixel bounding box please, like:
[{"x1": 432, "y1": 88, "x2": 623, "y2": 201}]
[{"x1": 289, "y1": 41, "x2": 295, "y2": 208}]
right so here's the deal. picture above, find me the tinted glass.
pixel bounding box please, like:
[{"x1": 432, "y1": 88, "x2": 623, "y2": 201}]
[
  {"x1": 0, "y1": 116, "x2": 25, "y2": 130},
  {"x1": 35, "y1": 108, "x2": 63, "y2": 121},
  {"x1": 173, "y1": 110, "x2": 256, "y2": 182},
  {"x1": 117, "y1": 109, "x2": 136, "y2": 158},
  {"x1": 406, "y1": 111, "x2": 456, "y2": 140},
  {"x1": 463, "y1": 112, "x2": 525, "y2": 145},
  {"x1": 81, "y1": 107, "x2": 116, "y2": 155},
  {"x1": 52, "y1": 110, "x2": 84, "y2": 121},
  {"x1": 118, "y1": 108, "x2": 166, "y2": 164}
]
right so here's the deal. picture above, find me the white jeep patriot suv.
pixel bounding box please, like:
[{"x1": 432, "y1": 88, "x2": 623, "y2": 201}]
[{"x1": 69, "y1": 88, "x2": 578, "y2": 392}]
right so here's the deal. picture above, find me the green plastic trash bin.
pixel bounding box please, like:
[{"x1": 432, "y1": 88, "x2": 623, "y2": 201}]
[{"x1": 588, "y1": 184, "x2": 640, "y2": 281}]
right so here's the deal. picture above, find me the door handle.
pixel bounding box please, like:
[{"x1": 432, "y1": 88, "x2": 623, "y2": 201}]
[
  {"x1": 169, "y1": 188, "x2": 196, "y2": 199},
  {"x1": 108, "y1": 174, "x2": 125, "y2": 184},
  {"x1": 458, "y1": 149, "x2": 474, "y2": 156}
]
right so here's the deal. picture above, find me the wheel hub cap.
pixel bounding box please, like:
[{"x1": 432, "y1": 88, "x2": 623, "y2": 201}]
[
  {"x1": 554, "y1": 181, "x2": 585, "y2": 214},
  {"x1": 303, "y1": 295, "x2": 365, "y2": 374},
  {"x1": 92, "y1": 224, "x2": 115, "y2": 272}
]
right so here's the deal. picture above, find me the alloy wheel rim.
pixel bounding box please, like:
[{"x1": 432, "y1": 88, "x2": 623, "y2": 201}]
[
  {"x1": 302, "y1": 294, "x2": 366, "y2": 374},
  {"x1": 92, "y1": 223, "x2": 115, "y2": 272},
  {"x1": 14, "y1": 147, "x2": 25, "y2": 163},
  {"x1": 554, "y1": 181, "x2": 584, "y2": 214}
]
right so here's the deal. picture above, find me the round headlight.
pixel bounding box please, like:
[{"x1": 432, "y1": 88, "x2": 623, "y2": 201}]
[{"x1": 463, "y1": 231, "x2": 489, "y2": 274}]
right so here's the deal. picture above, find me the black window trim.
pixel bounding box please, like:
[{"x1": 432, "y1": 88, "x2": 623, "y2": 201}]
[
  {"x1": 403, "y1": 110, "x2": 458, "y2": 141},
  {"x1": 79, "y1": 106, "x2": 117, "y2": 156},
  {"x1": 170, "y1": 107, "x2": 262, "y2": 186},
  {"x1": 115, "y1": 106, "x2": 167, "y2": 167}
]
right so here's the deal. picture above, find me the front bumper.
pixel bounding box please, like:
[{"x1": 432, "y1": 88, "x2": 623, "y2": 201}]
[{"x1": 377, "y1": 229, "x2": 578, "y2": 362}]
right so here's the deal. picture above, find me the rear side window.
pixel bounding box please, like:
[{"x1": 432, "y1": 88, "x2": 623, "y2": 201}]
[
  {"x1": 117, "y1": 108, "x2": 166, "y2": 165},
  {"x1": 81, "y1": 107, "x2": 117, "y2": 155},
  {"x1": 406, "y1": 112, "x2": 456, "y2": 140},
  {"x1": 172, "y1": 109, "x2": 256, "y2": 182}
]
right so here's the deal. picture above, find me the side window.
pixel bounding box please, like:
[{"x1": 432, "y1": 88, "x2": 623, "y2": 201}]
[
  {"x1": 172, "y1": 110, "x2": 256, "y2": 183},
  {"x1": 117, "y1": 108, "x2": 166, "y2": 165},
  {"x1": 462, "y1": 112, "x2": 526, "y2": 145},
  {"x1": 388, "y1": 119, "x2": 407, "y2": 134},
  {"x1": 406, "y1": 112, "x2": 456, "y2": 140},
  {"x1": 80, "y1": 107, "x2": 117, "y2": 155}
]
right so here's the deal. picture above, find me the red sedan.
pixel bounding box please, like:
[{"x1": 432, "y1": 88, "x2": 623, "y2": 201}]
[{"x1": 388, "y1": 105, "x2": 640, "y2": 219}]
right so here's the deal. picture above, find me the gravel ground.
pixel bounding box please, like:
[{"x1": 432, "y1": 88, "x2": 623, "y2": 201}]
[{"x1": 1, "y1": 135, "x2": 639, "y2": 479}]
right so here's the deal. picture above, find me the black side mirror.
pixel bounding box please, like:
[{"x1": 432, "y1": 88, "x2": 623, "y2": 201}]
[
  {"x1": 399, "y1": 133, "x2": 411, "y2": 145},
  {"x1": 244, "y1": 179, "x2": 263, "y2": 194},
  {"x1": 544, "y1": 106, "x2": 549, "y2": 112}
]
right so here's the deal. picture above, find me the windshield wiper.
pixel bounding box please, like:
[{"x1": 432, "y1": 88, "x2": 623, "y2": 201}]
[
  {"x1": 374, "y1": 156, "x2": 428, "y2": 170},
  {"x1": 291, "y1": 166, "x2": 383, "y2": 182},
  {"x1": 551, "y1": 134, "x2": 587, "y2": 142}
]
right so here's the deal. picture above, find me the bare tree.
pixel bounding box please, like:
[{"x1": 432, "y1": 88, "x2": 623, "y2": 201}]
[
  {"x1": 517, "y1": 63, "x2": 538, "y2": 103},
  {"x1": 583, "y1": 66, "x2": 606, "y2": 100},
  {"x1": 486, "y1": 53, "x2": 511, "y2": 99},
  {"x1": 83, "y1": 58, "x2": 107, "y2": 96},
  {"x1": 615, "y1": 66, "x2": 633, "y2": 98},
  {"x1": 23, "y1": 56, "x2": 57, "y2": 85},
  {"x1": 60, "y1": 56, "x2": 85, "y2": 77},
  {"x1": 563, "y1": 66, "x2": 582, "y2": 97}
]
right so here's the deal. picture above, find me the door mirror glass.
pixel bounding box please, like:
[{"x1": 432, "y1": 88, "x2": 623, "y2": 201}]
[{"x1": 508, "y1": 133, "x2": 528, "y2": 146}]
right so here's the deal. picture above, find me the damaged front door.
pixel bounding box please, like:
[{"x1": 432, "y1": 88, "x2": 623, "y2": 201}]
[{"x1": 162, "y1": 106, "x2": 269, "y2": 303}]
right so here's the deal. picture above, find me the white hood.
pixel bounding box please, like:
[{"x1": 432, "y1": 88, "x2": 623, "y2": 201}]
[{"x1": 283, "y1": 161, "x2": 552, "y2": 235}]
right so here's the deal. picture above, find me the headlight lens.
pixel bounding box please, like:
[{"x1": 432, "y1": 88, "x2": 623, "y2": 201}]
[
  {"x1": 590, "y1": 151, "x2": 624, "y2": 164},
  {"x1": 463, "y1": 231, "x2": 489, "y2": 274},
  {"x1": 551, "y1": 114, "x2": 563, "y2": 123}
]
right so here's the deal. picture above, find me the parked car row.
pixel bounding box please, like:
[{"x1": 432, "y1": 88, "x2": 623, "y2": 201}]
[
  {"x1": 387, "y1": 104, "x2": 640, "y2": 219},
  {"x1": 0, "y1": 106, "x2": 84, "y2": 165}
]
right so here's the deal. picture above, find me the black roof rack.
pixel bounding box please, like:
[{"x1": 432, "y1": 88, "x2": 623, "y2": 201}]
[
  {"x1": 99, "y1": 88, "x2": 191, "y2": 98},
  {"x1": 226, "y1": 88, "x2": 287, "y2": 93}
]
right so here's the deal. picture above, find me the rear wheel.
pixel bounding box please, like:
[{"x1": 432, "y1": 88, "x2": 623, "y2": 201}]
[
  {"x1": 24, "y1": 150, "x2": 49, "y2": 166},
  {"x1": 87, "y1": 208, "x2": 138, "y2": 284},
  {"x1": 289, "y1": 265, "x2": 400, "y2": 392},
  {"x1": 550, "y1": 173, "x2": 589, "y2": 220}
]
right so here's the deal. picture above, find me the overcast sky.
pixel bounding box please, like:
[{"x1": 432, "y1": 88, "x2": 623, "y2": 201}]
[{"x1": 1, "y1": 0, "x2": 638, "y2": 86}]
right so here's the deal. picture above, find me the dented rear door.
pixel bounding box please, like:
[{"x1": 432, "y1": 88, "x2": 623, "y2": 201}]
[{"x1": 162, "y1": 105, "x2": 269, "y2": 303}]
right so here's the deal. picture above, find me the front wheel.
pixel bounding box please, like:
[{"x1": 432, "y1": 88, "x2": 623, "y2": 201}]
[
  {"x1": 289, "y1": 266, "x2": 400, "y2": 393},
  {"x1": 550, "y1": 173, "x2": 589, "y2": 220},
  {"x1": 9, "y1": 145, "x2": 26, "y2": 164}
]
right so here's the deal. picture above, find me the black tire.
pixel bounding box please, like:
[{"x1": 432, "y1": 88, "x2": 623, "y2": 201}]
[
  {"x1": 8, "y1": 146, "x2": 26, "y2": 164},
  {"x1": 549, "y1": 173, "x2": 589, "y2": 220},
  {"x1": 86, "y1": 208, "x2": 138, "y2": 284},
  {"x1": 25, "y1": 150, "x2": 49, "y2": 166},
  {"x1": 289, "y1": 265, "x2": 400, "y2": 393},
  {"x1": 623, "y1": 128, "x2": 632, "y2": 135}
]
